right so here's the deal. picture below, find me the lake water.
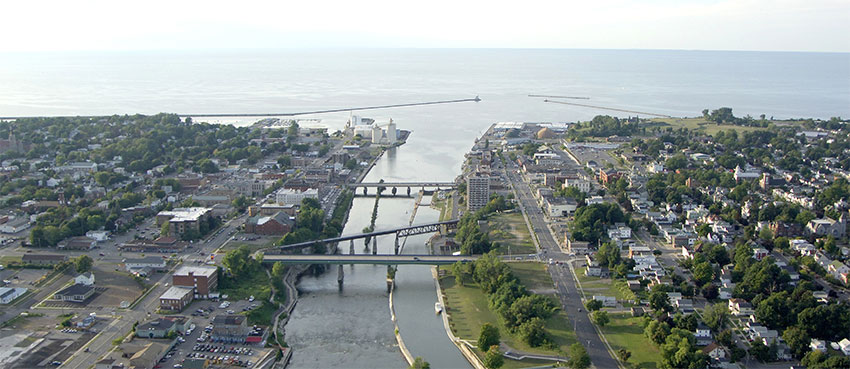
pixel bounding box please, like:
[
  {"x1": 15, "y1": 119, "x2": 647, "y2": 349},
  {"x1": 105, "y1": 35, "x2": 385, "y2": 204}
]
[{"x1": 2, "y1": 49, "x2": 848, "y2": 368}]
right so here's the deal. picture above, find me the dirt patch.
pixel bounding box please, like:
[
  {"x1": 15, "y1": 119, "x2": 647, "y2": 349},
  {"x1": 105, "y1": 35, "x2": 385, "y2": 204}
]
[{"x1": 88, "y1": 267, "x2": 144, "y2": 308}]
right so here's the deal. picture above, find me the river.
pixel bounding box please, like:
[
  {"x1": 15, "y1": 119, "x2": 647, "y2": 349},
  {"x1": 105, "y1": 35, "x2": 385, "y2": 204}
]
[{"x1": 284, "y1": 145, "x2": 471, "y2": 369}]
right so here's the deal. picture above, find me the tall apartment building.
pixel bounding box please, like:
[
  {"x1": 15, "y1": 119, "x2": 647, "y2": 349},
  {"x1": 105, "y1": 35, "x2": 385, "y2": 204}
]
[{"x1": 467, "y1": 173, "x2": 491, "y2": 212}]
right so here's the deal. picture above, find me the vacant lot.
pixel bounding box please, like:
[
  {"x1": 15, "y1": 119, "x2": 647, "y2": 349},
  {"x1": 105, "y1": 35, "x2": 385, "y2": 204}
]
[
  {"x1": 488, "y1": 213, "x2": 536, "y2": 256},
  {"x1": 87, "y1": 267, "x2": 145, "y2": 308},
  {"x1": 599, "y1": 313, "x2": 662, "y2": 369}
]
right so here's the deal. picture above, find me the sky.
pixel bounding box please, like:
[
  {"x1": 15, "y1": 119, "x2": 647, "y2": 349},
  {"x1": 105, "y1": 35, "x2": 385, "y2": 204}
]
[{"x1": 1, "y1": 0, "x2": 848, "y2": 53}]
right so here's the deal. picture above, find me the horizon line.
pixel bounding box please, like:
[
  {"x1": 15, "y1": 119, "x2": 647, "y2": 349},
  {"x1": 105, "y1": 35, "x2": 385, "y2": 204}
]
[{"x1": 1, "y1": 46, "x2": 848, "y2": 55}]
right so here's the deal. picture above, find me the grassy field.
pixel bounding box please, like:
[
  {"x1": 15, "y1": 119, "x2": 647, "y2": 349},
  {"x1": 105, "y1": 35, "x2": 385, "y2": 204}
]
[
  {"x1": 219, "y1": 266, "x2": 272, "y2": 302},
  {"x1": 0, "y1": 255, "x2": 22, "y2": 265},
  {"x1": 440, "y1": 263, "x2": 577, "y2": 357},
  {"x1": 599, "y1": 313, "x2": 661, "y2": 369},
  {"x1": 648, "y1": 117, "x2": 771, "y2": 136},
  {"x1": 471, "y1": 348, "x2": 557, "y2": 369},
  {"x1": 488, "y1": 213, "x2": 536, "y2": 256},
  {"x1": 576, "y1": 273, "x2": 637, "y2": 302},
  {"x1": 510, "y1": 263, "x2": 554, "y2": 292},
  {"x1": 220, "y1": 240, "x2": 276, "y2": 254}
]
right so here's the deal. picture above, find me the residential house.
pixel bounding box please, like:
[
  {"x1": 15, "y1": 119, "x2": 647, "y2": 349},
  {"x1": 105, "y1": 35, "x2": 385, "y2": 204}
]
[
  {"x1": 839, "y1": 338, "x2": 850, "y2": 356},
  {"x1": 695, "y1": 323, "x2": 712, "y2": 346},
  {"x1": 592, "y1": 295, "x2": 617, "y2": 307},
  {"x1": 74, "y1": 272, "x2": 95, "y2": 286},
  {"x1": 810, "y1": 338, "x2": 827, "y2": 353},
  {"x1": 729, "y1": 298, "x2": 754, "y2": 316}
]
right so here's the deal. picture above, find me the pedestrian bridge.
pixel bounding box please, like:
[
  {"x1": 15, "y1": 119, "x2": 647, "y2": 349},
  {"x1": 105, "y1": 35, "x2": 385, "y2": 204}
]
[{"x1": 262, "y1": 254, "x2": 476, "y2": 265}]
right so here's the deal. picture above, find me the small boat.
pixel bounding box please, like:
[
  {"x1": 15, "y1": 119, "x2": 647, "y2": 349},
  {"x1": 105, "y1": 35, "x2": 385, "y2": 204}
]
[{"x1": 435, "y1": 302, "x2": 443, "y2": 314}]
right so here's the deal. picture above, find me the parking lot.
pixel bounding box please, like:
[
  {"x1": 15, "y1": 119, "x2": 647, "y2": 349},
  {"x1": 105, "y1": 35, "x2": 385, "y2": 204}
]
[{"x1": 158, "y1": 298, "x2": 272, "y2": 369}]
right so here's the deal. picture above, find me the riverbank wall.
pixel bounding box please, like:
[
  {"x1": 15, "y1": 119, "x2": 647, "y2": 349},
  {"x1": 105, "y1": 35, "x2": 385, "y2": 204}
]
[
  {"x1": 388, "y1": 280, "x2": 416, "y2": 366},
  {"x1": 431, "y1": 267, "x2": 487, "y2": 369}
]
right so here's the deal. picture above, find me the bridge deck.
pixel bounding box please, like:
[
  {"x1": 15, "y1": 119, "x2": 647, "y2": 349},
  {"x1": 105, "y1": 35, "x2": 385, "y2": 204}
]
[
  {"x1": 348, "y1": 182, "x2": 457, "y2": 188},
  {"x1": 262, "y1": 254, "x2": 476, "y2": 265}
]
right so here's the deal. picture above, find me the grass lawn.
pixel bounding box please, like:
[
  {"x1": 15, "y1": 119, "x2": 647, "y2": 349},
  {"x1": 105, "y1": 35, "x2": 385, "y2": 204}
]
[
  {"x1": 600, "y1": 313, "x2": 661, "y2": 369},
  {"x1": 509, "y1": 263, "x2": 553, "y2": 292},
  {"x1": 219, "y1": 266, "x2": 272, "y2": 302},
  {"x1": 488, "y1": 213, "x2": 536, "y2": 256},
  {"x1": 0, "y1": 255, "x2": 22, "y2": 265},
  {"x1": 471, "y1": 348, "x2": 558, "y2": 369},
  {"x1": 576, "y1": 273, "x2": 637, "y2": 302},
  {"x1": 220, "y1": 241, "x2": 275, "y2": 254},
  {"x1": 441, "y1": 266, "x2": 577, "y2": 357},
  {"x1": 648, "y1": 117, "x2": 771, "y2": 136}
]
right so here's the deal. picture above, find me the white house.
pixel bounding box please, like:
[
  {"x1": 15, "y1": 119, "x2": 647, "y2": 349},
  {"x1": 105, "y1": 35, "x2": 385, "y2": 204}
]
[
  {"x1": 74, "y1": 272, "x2": 95, "y2": 286},
  {"x1": 592, "y1": 295, "x2": 617, "y2": 307},
  {"x1": 810, "y1": 338, "x2": 827, "y2": 353},
  {"x1": 839, "y1": 338, "x2": 850, "y2": 356}
]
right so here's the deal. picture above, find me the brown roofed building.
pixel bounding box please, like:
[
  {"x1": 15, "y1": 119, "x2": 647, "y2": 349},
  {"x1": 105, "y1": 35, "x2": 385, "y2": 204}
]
[
  {"x1": 244, "y1": 212, "x2": 294, "y2": 236},
  {"x1": 22, "y1": 253, "x2": 68, "y2": 266}
]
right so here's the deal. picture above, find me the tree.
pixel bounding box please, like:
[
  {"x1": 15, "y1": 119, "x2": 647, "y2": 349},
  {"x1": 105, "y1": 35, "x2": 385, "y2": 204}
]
[
  {"x1": 222, "y1": 245, "x2": 253, "y2": 279},
  {"x1": 483, "y1": 345, "x2": 504, "y2": 369},
  {"x1": 592, "y1": 310, "x2": 610, "y2": 327},
  {"x1": 272, "y1": 262, "x2": 286, "y2": 278},
  {"x1": 585, "y1": 299, "x2": 603, "y2": 312},
  {"x1": 567, "y1": 343, "x2": 591, "y2": 369},
  {"x1": 517, "y1": 317, "x2": 547, "y2": 347},
  {"x1": 408, "y1": 357, "x2": 430, "y2": 369},
  {"x1": 618, "y1": 349, "x2": 631, "y2": 363},
  {"x1": 649, "y1": 289, "x2": 672, "y2": 314},
  {"x1": 232, "y1": 195, "x2": 251, "y2": 212},
  {"x1": 702, "y1": 303, "x2": 729, "y2": 331},
  {"x1": 75, "y1": 255, "x2": 93, "y2": 273},
  {"x1": 782, "y1": 326, "x2": 810, "y2": 359},
  {"x1": 749, "y1": 338, "x2": 772, "y2": 362},
  {"x1": 160, "y1": 221, "x2": 170, "y2": 237},
  {"x1": 451, "y1": 261, "x2": 466, "y2": 286},
  {"x1": 692, "y1": 261, "x2": 714, "y2": 285},
  {"x1": 478, "y1": 323, "x2": 500, "y2": 352}
]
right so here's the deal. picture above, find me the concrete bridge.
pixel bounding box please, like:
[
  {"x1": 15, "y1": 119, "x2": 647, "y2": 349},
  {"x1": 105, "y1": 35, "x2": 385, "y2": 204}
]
[
  {"x1": 272, "y1": 220, "x2": 459, "y2": 255},
  {"x1": 262, "y1": 254, "x2": 475, "y2": 265},
  {"x1": 347, "y1": 182, "x2": 456, "y2": 196},
  {"x1": 348, "y1": 182, "x2": 457, "y2": 188}
]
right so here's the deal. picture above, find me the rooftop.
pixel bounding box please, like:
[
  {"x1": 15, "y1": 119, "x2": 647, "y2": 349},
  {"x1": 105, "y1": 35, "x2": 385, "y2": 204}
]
[
  {"x1": 160, "y1": 286, "x2": 193, "y2": 300},
  {"x1": 158, "y1": 207, "x2": 211, "y2": 222},
  {"x1": 174, "y1": 265, "x2": 217, "y2": 278}
]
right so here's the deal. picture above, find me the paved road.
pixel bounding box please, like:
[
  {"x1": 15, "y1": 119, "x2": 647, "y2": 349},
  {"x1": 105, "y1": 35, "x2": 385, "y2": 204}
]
[{"x1": 505, "y1": 164, "x2": 620, "y2": 369}]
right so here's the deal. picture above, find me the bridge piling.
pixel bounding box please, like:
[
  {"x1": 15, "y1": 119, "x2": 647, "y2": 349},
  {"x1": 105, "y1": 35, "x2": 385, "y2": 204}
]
[
  {"x1": 349, "y1": 240, "x2": 354, "y2": 254},
  {"x1": 372, "y1": 237, "x2": 378, "y2": 255},
  {"x1": 394, "y1": 235, "x2": 400, "y2": 255},
  {"x1": 337, "y1": 265, "x2": 344, "y2": 289}
]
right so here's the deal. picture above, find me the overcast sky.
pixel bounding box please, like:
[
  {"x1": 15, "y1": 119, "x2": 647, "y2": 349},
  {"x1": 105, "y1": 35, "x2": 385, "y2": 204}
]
[{"x1": 2, "y1": 0, "x2": 848, "y2": 52}]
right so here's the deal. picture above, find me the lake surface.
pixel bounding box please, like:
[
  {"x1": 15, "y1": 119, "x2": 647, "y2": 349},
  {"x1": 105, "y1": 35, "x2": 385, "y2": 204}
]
[{"x1": 2, "y1": 49, "x2": 848, "y2": 368}]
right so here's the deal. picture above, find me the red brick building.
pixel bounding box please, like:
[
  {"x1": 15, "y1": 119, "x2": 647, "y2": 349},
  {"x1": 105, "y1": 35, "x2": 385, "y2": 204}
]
[
  {"x1": 244, "y1": 212, "x2": 294, "y2": 236},
  {"x1": 172, "y1": 266, "x2": 218, "y2": 299},
  {"x1": 159, "y1": 286, "x2": 194, "y2": 311}
]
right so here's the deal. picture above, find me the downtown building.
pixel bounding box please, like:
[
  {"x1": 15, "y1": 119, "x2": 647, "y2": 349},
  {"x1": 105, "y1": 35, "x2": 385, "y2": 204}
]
[{"x1": 466, "y1": 172, "x2": 491, "y2": 212}]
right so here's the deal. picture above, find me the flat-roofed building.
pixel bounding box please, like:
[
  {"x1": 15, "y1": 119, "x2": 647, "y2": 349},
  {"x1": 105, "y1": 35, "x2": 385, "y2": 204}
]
[
  {"x1": 159, "y1": 286, "x2": 194, "y2": 312},
  {"x1": 172, "y1": 266, "x2": 218, "y2": 299}
]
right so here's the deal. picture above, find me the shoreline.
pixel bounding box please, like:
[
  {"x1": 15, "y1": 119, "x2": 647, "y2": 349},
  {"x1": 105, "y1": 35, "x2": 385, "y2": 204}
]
[{"x1": 431, "y1": 266, "x2": 487, "y2": 369}]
